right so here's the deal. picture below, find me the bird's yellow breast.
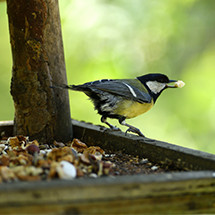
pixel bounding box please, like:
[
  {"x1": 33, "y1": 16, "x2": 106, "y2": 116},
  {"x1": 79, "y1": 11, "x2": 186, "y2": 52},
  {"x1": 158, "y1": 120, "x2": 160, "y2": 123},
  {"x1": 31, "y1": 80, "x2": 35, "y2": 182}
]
[{"x1": 113, "y1": 100, "x2": 154, "y2": 119}]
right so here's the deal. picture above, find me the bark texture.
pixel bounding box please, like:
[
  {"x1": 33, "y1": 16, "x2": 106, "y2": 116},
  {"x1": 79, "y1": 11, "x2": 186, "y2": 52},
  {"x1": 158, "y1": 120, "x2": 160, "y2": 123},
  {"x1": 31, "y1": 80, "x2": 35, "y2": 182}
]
[{"x1": 7, "y1": 0, "x2": 72, "y2": 143}]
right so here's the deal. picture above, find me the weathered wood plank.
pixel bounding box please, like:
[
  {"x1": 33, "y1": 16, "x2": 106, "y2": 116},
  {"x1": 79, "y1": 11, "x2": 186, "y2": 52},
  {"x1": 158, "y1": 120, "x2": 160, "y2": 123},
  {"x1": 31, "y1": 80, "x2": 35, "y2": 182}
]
[
  {"x1": 0, "y1": 172, "x2": 215, "y2": 214},
  {"x1": 1, "y1": 193, "x2": 215, "y2": 214}
]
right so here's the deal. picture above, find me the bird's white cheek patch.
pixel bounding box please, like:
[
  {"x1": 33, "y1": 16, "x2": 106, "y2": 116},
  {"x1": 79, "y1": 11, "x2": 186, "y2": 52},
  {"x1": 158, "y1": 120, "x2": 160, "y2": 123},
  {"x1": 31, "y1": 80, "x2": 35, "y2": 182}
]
[{"x1": 146, "y1": 81, "x2": 166, "y2": 94}]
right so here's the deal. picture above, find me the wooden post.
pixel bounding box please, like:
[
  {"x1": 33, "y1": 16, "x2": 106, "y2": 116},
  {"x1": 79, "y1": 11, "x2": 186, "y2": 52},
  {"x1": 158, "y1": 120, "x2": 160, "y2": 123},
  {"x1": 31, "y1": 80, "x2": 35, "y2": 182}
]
[{"x1": 6, "y1": 0, "x2": 72, "y2": 143}]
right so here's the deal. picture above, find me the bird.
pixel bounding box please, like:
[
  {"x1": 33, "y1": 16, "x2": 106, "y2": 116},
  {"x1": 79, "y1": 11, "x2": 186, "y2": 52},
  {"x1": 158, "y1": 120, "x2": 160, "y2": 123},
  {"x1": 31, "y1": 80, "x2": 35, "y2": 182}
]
[{"x1": 53, "y1": 73, "x2": 185, "y2": 137}]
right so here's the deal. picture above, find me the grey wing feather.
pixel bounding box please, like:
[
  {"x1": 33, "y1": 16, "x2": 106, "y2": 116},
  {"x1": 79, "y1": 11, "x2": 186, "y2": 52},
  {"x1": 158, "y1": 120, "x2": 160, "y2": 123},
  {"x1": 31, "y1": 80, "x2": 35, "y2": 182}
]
[{"x1": 87, "y1": 80, "x2": 151, "y2": 103}]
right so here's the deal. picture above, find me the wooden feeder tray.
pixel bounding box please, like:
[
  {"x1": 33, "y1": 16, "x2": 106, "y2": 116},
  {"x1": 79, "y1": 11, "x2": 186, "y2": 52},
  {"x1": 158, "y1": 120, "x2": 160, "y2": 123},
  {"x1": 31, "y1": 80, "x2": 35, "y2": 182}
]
[{"x1": 0, "y1": 120, "x2": 215, "y2": 214}]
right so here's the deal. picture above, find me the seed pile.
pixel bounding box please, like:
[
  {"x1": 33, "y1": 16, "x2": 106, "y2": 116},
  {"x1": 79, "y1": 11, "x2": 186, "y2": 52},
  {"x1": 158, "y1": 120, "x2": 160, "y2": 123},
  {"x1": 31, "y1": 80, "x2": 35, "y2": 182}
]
[
  {"x1": 0, "y1": 135, "x2": 169, "y2": 183},
  {"x1": 0, "y1": 136, "x2": 114, "y2": 183}
]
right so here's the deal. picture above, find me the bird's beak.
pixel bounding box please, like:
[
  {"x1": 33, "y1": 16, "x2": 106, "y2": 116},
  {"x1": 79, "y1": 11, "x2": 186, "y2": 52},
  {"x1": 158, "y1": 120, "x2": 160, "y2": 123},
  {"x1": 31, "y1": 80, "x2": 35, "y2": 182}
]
[
  {"x1": 166, "y1": 80, "x2": 185, "y2": 88},
  {"x1": 166, "y1": 80, "x2": 177, "y2": 88}
]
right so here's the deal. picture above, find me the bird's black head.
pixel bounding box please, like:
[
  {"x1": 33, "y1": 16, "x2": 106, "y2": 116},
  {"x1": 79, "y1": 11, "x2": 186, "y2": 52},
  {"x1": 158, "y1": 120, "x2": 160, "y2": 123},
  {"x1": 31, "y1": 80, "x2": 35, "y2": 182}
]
[
  {"x1": 137, "y1": 73, "x2": 176, "y2": 102},
  {"x1": 137, "y1": 73, "x2": 170, "y2": 83}
]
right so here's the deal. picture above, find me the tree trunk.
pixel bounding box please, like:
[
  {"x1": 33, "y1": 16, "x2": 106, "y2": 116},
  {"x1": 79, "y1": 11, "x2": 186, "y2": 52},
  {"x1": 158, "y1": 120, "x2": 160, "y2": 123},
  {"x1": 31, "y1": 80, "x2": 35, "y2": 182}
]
[{"x1": 6, "y1": 0, "x2": 72, "y2": 143}]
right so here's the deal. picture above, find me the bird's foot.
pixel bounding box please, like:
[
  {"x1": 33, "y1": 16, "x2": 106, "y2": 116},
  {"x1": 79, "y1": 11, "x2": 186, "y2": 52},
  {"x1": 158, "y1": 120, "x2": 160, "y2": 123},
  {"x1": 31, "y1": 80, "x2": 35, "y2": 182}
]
[
  {"x1": 110, "y1": 125, "x2": 121, "y2": 132},
  {"x1": 100, "y1": 125, "x2": 121, "y2": 132},
  {"x1": 125, "y1": 127, "x2": 145, "y2": 137}
]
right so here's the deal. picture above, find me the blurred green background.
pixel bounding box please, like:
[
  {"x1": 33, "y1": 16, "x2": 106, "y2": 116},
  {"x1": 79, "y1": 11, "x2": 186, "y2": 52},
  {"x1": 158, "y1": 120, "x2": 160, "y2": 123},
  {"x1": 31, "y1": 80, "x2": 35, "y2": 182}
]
[{"x1": 0, "y1": 0, "x2": 215, "y2": 153}]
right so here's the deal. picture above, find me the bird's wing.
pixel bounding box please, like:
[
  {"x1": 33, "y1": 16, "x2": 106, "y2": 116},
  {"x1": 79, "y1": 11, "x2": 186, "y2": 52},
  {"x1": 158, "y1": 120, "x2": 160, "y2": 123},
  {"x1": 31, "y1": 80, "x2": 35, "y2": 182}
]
[{"x1": 83, "y1": 80, "x2": 152, "y2": 103}]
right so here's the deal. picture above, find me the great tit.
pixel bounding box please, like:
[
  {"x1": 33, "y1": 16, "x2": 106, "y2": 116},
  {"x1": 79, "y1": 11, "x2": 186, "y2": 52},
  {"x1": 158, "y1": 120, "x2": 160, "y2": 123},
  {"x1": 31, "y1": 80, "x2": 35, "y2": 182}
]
[{"x1": 54, "y1": 73, "x2": 185, "y2": 137}]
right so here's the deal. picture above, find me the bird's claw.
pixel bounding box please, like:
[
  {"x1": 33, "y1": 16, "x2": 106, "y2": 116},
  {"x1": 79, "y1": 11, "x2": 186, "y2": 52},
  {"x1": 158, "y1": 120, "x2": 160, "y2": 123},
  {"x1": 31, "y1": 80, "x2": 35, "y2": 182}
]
[
  {"x1": 111, "y1": 126, "x2": 121, "y2": 132},
  {"x1": 125, "y1": 127, "x2": 145, "y2": 137},
  {"x1": 101, "y1": 125, "x2": 121, "y2": 132}
]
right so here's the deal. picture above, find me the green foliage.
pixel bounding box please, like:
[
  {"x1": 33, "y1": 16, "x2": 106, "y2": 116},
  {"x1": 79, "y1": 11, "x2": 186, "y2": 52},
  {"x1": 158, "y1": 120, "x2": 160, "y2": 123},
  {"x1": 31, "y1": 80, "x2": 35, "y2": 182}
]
[
  {"x1": 0, "y1": 3, "x2": 14, "y2": 120},
  {"x1": 0, "y1": 0, "x2": 215, "y2": 152}
]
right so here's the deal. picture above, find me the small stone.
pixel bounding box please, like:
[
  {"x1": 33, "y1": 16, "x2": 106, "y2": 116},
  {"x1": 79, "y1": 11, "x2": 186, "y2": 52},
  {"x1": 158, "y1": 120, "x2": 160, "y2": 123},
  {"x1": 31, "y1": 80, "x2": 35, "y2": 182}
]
[
  {"x1": 139, "y1": 158, "x2": 149, "y2": 164},
  {"x1": 56, "y1": 161, "x2": 77, "y2": 180},
  {"x1": 151, "y1": 166, "x2": 159, "y2": 171},
  {"x1": 89, "y1": 173, "x2": 98, "y2": 178}
]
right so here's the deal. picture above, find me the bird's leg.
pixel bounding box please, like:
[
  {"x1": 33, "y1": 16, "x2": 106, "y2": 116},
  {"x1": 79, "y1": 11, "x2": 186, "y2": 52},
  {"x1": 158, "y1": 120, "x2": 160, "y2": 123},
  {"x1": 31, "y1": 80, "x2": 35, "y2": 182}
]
[
  {"x1": 119, "y1": 119, "x2": 145, "y2": 137},
  {"x1": 101, "y1": 116, "x2": 121, "y2": 131}
]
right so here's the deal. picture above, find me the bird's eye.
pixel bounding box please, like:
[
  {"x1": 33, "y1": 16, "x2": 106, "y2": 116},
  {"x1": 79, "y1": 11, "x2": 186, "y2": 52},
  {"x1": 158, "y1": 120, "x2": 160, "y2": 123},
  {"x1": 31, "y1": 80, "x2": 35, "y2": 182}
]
[
  {"x1": 159, "y1": 78, "x2": 165, "y2": 83},
  {"x1": 160, "y1": 77, "x2": 169, "y2": 83}
]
